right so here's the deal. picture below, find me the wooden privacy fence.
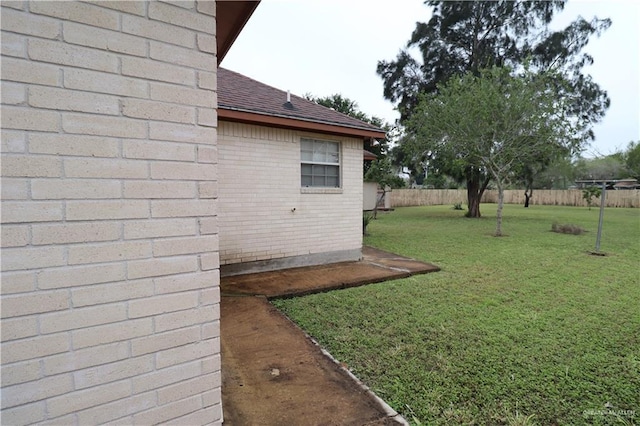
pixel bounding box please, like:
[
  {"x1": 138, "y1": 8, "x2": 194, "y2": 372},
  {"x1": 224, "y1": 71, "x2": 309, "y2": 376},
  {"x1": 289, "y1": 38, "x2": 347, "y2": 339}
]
[{"x1": 390, "y1": 189, "x2": 640, "y2": 208}]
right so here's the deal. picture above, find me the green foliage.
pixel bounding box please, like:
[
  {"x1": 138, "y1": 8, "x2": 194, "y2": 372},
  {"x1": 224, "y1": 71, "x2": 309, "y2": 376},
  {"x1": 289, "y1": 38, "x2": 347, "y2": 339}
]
[
  {"x1": 446, "y1": 180, "x2": 461, "y2": 190},
  {"x1": 624, "y1": 141, "x2": 640, "y2": 179},
  {"x1": 452, "y1": 202, "x2": 463, "y2": 211},
  {"x1": 504, "y1": 411, "x2": 537, "y2": 426},
  {"x1": 527, "y1": 155, "x2": 579, "y2": 189},
  {"x1": 364, "y1": 158, "x2": 404, "y2": 189},
  {"x1": 303, "y1": 93, "x2": 392, "y2": 159},
  {"x1": 582, "y1": 186, "x2": 602, "y2": 210},
  {"x1": 274, "y1": 205, "x2": 640, "y2": 425},
  {"x1": 524, "y1": 143, "x2": 640, "y2": 189},
  {"x1": 378, "y1": 0, "x2": 611, "y2": 217},
  {"x1": 388, "y1": 143, "x2": 423, "y2": 186},
  {"x1": 575, "y1": 155, "x2": 629, "y2": 180},
  {"x1": 406, "y1": 66, "x2": 573, "y2": 235},
  {"x1": 377, "y1": 0, "x2": 611, "y2": 137},
  {"x1": 304, "y1": 93, "x2": 371, "y2": 121},
  {"x1": 304, "y1": 93, "x2": 403, "y2": 180},
  {"x1": 388, "y1": 176, "x2": 406, "y2": 189}
]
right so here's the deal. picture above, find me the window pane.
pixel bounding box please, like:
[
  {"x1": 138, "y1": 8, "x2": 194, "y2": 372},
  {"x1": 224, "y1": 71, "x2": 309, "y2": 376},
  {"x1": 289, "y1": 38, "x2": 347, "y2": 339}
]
[
  {"x1": 327, "y1": 142, "x2": 339, "y2": 163},
  {"x1": 300, "y1": 139, "x2": 340, "y2": 187},
  {"x1": 311, "y1": 164, "x2": 324, "y2": 176},
  {"x1": 301, "y1": 164, "x2": 312, "y2": 187},
  {"x1": 312, "y1": 142, "x2": 326, "y2": 162}
]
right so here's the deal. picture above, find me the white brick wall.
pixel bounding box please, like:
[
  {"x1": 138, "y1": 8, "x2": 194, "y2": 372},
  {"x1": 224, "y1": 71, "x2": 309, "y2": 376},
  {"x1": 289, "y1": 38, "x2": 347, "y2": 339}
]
[
  {"x1": 218, "y1": 121, "x2": 363, "y2": 269},
  {"x1": 1, "y1": 1, "x2": 222, "y2": 425}
]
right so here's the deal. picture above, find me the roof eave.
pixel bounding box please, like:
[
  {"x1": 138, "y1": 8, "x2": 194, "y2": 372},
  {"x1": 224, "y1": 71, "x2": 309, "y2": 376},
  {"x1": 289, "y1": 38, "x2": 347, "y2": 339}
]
[
  {"x1": 218, "y1": 107, "x2": 387, "y2": 139},
  {"x1": 217, "y1": 1, "x2": 260, "y2": 65},
  {"x1": 364, "y1": 150, "x2": 378, "y2": 160}
]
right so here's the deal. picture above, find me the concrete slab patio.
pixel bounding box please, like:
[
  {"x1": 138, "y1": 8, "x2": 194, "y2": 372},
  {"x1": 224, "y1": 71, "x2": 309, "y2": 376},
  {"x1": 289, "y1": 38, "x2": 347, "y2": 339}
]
[
  {"x1": 220, "y1": 247, "x2": 439, "y2": 425},
  {"x1": 221, "y1": 246, "x2": 440, "y2": 298}
]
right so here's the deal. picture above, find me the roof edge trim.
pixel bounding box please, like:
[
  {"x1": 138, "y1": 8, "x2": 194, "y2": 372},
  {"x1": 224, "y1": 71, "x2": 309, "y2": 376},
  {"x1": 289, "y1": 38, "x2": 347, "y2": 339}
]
[
  {"x1": 217, "y1": 2, "x2": 261, "y2": 65},
  {"x1": 218, "y1": 108, "x2": 387, "y2": 139},
  {"x1": 219, "y1": 105, "x2": 387, "y2": 138}
]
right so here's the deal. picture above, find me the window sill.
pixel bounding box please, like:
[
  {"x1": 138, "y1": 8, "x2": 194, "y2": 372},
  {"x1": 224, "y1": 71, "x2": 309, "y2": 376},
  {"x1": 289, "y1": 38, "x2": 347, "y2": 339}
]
[{"x1": 301, "y1": 187, "x2": 343, "y2": 194}]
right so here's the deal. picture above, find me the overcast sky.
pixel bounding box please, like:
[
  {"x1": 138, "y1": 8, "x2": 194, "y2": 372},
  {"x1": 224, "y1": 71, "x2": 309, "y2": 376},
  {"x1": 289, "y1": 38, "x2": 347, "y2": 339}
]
[{"x1": 223, "y1": 0, "x2": 640, "y2": 157}]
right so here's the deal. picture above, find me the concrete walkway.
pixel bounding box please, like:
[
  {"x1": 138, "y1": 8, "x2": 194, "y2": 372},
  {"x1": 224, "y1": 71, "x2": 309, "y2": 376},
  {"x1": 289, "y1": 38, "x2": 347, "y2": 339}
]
[{"x1": 220, "y1": 247, "x2": 440, "y2": 425}]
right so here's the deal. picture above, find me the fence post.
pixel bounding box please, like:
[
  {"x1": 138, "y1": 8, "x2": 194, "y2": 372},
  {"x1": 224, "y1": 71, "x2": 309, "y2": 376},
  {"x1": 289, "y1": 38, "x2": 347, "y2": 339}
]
[{"x1": 594, "y1": 182, "x2": 607, "y2": 253}]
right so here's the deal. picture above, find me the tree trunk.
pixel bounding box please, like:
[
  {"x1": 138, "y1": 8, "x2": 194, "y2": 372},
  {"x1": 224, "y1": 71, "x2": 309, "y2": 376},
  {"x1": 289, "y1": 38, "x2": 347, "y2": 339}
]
[
  {"x1": 466, "y1": 177, "x2": 481, "y2": 217},
  {"x1": 372, "y1": 188, "x2": 386, "y2": 219},
  {"x1": 466, "y1": 175, "x2": 490, "y2": 218},
  {"x1": 524, "y1": 187, "x2": 532, "y2": 208},
  {"x1": 495, "y1": 185, "x2": 505, "y2": 236}
]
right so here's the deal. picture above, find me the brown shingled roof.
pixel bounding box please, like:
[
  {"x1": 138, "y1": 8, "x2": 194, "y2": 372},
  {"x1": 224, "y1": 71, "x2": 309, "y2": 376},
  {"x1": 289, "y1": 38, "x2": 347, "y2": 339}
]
[
  {"x1": 217, "y1": 68, "x2": 386, "y2": 139},
  {"x1": 364, "y1": 150, "x2": 378, "y2": 161}
]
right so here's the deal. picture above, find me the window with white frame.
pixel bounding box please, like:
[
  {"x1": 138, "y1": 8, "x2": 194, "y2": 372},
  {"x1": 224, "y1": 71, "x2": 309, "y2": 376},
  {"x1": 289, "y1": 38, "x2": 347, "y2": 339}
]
[{"x1": 300, "y1": 138, "x2": 340, "y2": 188}]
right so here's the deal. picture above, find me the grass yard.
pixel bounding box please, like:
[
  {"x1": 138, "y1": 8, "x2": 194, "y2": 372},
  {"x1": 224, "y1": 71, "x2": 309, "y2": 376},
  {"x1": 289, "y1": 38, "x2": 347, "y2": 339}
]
[{"x1": 272, "y1": 204, "x2": 640, "y2": 425}]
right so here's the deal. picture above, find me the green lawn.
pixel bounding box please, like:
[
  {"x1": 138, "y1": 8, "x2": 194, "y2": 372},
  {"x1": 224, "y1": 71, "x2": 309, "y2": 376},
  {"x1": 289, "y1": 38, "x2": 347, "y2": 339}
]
[{"x1": 272, "y1": 204, "x2": 640, "y2": 425}]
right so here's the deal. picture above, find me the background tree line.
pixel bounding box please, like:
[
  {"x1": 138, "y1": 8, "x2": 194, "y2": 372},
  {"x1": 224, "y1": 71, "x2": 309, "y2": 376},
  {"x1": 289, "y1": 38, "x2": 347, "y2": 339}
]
[{"x1": 307, "y1": 1, "x2": 637, "y2": 234}]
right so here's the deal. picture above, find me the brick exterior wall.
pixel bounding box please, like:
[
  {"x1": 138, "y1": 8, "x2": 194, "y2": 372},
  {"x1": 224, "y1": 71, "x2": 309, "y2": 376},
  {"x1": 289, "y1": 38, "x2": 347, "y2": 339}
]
[
  {"x1": 1, "y1": 1, "x2": 222, "y2": 424},
  {"x1": 218, "y1": 121, "x2": 363, "y2": 273}
]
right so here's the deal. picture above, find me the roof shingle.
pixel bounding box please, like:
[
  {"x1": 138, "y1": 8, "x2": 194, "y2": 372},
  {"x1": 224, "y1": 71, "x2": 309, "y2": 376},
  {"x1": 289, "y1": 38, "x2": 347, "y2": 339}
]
[{"x1": 217, "y1": 68, "x2": 385, "y2": 135}]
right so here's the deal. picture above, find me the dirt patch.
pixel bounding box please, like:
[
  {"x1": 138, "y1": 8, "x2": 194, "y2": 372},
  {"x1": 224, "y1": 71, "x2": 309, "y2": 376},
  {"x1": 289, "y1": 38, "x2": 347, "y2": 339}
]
[
  {"x1": 221, "y1": 296, "x2": 400, "y2": 425},
  {"x1": 220, "y1": 247, "x2": 439, "y2": 425}
]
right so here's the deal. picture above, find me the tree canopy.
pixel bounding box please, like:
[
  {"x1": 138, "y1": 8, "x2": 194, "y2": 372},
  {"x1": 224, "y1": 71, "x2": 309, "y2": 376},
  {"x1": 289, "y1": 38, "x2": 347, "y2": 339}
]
[
  {"x1": 378, "y1": 0, "x2": 610, "y2": 127},
  {"x1": 406, "y1": 66, "x2": 576, "y2": 235},
  {"x1": 575, "y1": 155, "x2": 629, "y2": 181},
  {"x1": 304, "y1": 93, "x2": 404, "y2": 189},
  {"x1": 377, "y1": 0, "x2": 611, "y2": 216},
  {"x1": 305, "y1": 93, "x2": 370, "y2": 122},
  {"x1": 303, "y1": 93, "x2": 392, "y2": 158},
  {"x1": 624, "y1": 141, "x2": 640, "y2": 180}
]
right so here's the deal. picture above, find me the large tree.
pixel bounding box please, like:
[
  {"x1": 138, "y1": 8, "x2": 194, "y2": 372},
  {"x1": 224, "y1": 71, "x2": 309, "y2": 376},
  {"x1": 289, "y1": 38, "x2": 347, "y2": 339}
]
[
  {"x1": 406, "y1": 66, "x2": 575, "y2": 236},
  {"x1": 304, "y1": 93, "x2": 405, "y2": 193},
  {"x1": 522, "y1": 153, "x2": 578, "y2": 190},
  {"x1": 305, "y1": 93, "x2": 406, "y2": 215},
  {"x1": 305, "y1": 93, "x2": 369, "y2": 121},
  {"x1": 517, "y1": 143, "x2": 570, "y2": 207},
  {"x1": 378, "y1": 0, "x2": 611, "y2": 217},
  {"x1": 575, "y1": 154, "x2": 630, "y2": 180},
  {"x1": 304, "y1": 93, "x2": 393, "y2": 158},
  {"x1": 624, "y1": 141, "x2": 640, "y2": 180}
]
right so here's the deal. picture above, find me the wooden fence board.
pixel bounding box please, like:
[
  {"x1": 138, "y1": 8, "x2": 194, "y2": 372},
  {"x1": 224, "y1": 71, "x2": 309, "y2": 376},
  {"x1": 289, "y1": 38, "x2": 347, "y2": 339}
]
[{"x1": 390, "y1": 189, "x2": 640, "y2": 208}]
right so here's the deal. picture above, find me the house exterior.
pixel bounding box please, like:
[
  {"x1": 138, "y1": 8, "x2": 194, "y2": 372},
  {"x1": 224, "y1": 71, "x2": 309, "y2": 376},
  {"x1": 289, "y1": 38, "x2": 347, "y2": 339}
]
[
  {"x1": 1, "y1": 1, "x2": 257, "y2": 424},
  {"x1": 0, "y1": 1, "x2": 385, "y2": 423},
  {"x1": 216, "y1": 68, "x2": 385, "y2": 275}
]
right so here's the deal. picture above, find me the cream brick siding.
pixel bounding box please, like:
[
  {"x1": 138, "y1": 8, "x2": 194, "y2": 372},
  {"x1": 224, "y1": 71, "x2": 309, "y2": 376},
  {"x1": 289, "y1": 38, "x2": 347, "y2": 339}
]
[
  {"x1": 218, "y1": 121, "x2": 363, "y2": 273},
  {"x1": 1, "y1": 1, "x2": 222, "y2": 425}
]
